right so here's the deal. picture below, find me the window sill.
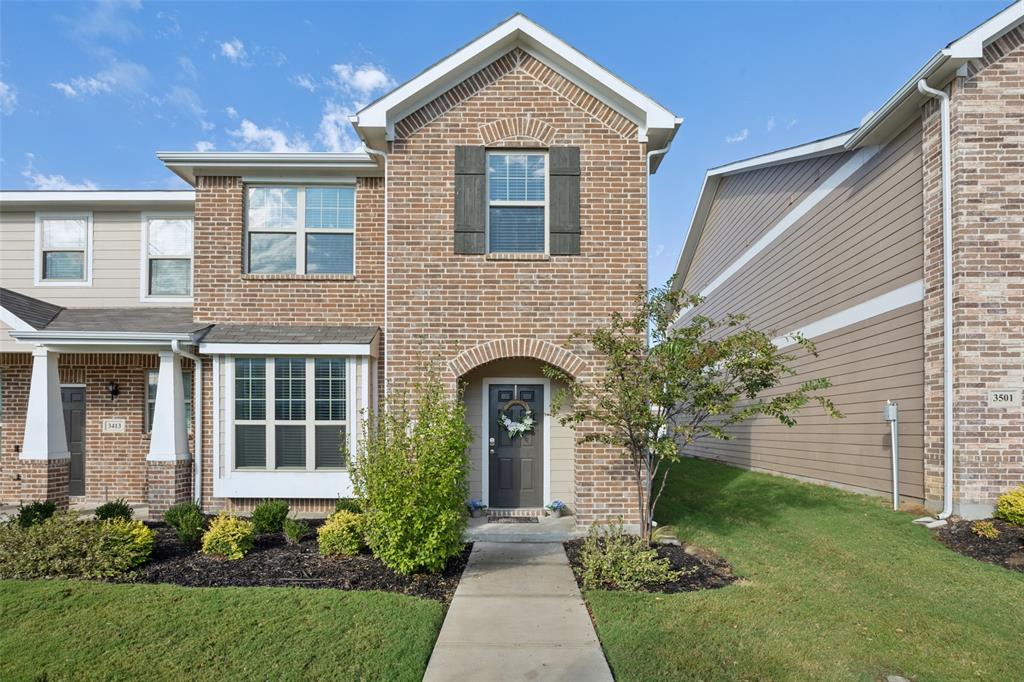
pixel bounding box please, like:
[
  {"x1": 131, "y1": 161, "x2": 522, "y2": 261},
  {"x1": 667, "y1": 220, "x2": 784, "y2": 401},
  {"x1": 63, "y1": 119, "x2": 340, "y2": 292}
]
[
  {"x1": 485, "y1": 252, "x2": 550, "y2": 262},
  {"x1": 242, "y1": 273, "x2": 357, "y2": 282}
]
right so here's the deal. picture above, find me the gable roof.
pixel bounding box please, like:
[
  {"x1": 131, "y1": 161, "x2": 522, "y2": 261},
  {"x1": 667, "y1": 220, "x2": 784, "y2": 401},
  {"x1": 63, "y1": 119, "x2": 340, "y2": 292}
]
[
  {"x1": 351, "y1": 13, "x2": 681, "y2": 156},
  {"x1": 0, "y1": 287, "x2": 64, "y2": 330}
]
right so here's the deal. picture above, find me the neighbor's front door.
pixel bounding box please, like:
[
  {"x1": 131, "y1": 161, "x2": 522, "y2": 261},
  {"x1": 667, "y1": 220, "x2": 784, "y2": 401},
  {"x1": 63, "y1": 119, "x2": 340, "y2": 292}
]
[
  {"x1": 62, "y1": 386, "x2": 85, "y2": 496},
  {"x1": 488, "y1": 384, "x2": 543, "y2": 508}
]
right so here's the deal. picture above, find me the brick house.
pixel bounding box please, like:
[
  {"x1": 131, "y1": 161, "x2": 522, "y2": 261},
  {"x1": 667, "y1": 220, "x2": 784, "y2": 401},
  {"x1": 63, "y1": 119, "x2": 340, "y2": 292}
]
[
  {"x1": 0, "y1": 15, "x2": 680, "y2": 523},
  {"x1": 673, "y1": 4, "x2": 1022, "y2": 519}
]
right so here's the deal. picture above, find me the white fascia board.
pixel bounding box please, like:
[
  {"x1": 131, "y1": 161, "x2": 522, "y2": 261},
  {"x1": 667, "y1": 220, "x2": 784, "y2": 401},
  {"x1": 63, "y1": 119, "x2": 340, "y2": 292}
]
[
  {"x1": 0, "y1": 307, "x2": 35, "y2": 332},
  {"x1": 944, "y1": 1, "x2": 1024, "y2": 57},
  {"x1": 10, "y1": 330, "x2": 197, "y2": 343},
  {"x1": 156, "y1": 152, "x2": 380, "y2": 185},
  {"x1": 199, "y1": 342, "x2": 375, "y2": 356},
  {"x1": 0, "y1": 191, "x2": 195, "y2": 207},
  {"x1": 353, "y1": 14, "x2": 677, "y2": 142},
  {"x1": 671, "y1": 173, "x2": 720, "y2": 290}
]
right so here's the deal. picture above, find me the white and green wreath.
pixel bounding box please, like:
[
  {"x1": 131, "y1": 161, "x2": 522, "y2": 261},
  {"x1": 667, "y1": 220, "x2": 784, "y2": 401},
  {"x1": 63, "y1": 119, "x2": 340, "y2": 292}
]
[{"x1": 498, "y1": 401, "x2": 535, "y2": 439}]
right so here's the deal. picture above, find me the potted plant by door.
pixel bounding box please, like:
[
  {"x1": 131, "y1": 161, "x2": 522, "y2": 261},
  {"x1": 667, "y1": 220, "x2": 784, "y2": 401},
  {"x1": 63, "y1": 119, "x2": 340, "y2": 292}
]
[
  {"x1": 546, "y1": 500, "x2": 567, "y2": 519},
  {"x1": 467, "y1": 499, "x2": 487, "y2": 519}
]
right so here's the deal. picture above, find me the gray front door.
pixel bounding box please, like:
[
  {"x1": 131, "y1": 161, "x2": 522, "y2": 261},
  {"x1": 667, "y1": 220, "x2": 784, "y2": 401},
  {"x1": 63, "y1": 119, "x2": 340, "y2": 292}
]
[
  {"x1": 62, "y1": 387, "x2": 85, "y2": 496},
  {"x1": 489, "y1": 384, "x2": 543, "y2": 508}
]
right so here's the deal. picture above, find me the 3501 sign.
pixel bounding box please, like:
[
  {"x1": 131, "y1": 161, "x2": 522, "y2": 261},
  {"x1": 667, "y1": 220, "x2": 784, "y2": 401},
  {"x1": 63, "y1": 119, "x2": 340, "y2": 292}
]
[{"x1": 987, "y1": 389, "x2": 1020, "y2": 407}]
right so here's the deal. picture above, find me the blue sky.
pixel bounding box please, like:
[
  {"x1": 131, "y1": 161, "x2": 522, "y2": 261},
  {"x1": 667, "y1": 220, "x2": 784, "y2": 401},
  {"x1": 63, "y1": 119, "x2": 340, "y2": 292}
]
[{"x1": 0, "y1": 0, "x2": 1007, "y2": 284}]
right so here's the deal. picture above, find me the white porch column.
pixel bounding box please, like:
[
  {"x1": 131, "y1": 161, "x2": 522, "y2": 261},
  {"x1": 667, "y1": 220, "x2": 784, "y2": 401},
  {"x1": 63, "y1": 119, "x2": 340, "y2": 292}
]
[
  {"x1": 148, "y1": 351, "x2": 190, "y2": 461},
  {"x1": 20, "y1": 347, "x2": 69, "y2": 460}
]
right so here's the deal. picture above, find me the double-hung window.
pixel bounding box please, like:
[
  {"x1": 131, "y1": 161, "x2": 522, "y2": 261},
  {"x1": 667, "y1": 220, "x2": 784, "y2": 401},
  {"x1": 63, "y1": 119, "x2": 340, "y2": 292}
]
[
  {"x1": 143, "y1": 215, "x2": 193, "y2": 299},
  {"x1": 246, "y1": 186, "x2": 355, "y2": 275},
  {"x1": 486, "y1": 152, "x2": 547, "y2": 253},
  {"x1": 36, "y1": 214, "x2": 91, "y2": 284},
  {"x1": 145, "y1": 370, "x2": 193, "y2": 432},
  {"x1": 233, "y1": 357, "x2": 347, "y2": 470}
]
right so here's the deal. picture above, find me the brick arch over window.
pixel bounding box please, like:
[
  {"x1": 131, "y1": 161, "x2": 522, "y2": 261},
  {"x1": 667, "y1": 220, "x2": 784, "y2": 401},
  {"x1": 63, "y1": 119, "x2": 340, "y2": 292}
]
[
  {"x1": 479, "y1": 117, "x2": 558, "y2": 147},
  {"x1": 449, "y1": 338, "x2": 587, "y2": 380}
]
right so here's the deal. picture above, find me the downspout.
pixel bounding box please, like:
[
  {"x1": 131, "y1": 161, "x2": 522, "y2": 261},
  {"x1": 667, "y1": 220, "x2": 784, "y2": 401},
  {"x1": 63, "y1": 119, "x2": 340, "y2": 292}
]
[
  {"x1": 363, "y1": 145, "x2": 388, "y2": 389},
  {"x1": 172, "y1": 340, "x2": 203, "y2": 506},
  {"x1": 917, "y1": 79, "x2": 954, "y2": 520}
]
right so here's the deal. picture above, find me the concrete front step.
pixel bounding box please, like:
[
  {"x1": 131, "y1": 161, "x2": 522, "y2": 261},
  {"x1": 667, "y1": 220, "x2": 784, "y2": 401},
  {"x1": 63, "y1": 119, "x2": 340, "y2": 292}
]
[{"x1": 465, "y1": 515, "x2": 583, "y2": 543}]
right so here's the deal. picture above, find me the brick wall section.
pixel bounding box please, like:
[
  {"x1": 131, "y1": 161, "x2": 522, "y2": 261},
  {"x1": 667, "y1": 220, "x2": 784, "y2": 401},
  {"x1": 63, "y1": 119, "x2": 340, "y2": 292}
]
[
  {"x1": 921, "y1": 28, "x2": 1024, "y2": 512},
  {"x1": 388, "y1": 48, "x2": 648, "y2": 525},
  {"x1": 16, "y1": 460, "x2": 71, "y2": 509},
  {"x1": 146, "y1": 460, "x2": 192, "y2": 519}
]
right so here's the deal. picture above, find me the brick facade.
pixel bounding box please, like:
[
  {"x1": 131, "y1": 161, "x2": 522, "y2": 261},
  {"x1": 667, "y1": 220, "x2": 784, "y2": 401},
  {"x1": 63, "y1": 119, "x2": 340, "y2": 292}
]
[{"x1": 921, "y1": 27, "x2": 1024, "y2": 515}]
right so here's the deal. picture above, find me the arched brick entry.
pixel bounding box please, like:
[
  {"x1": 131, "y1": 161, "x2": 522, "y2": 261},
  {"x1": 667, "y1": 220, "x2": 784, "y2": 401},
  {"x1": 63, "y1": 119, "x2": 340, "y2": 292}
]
[{"x1": 449, "y1": 338, "x2": 586, "y2": 380}]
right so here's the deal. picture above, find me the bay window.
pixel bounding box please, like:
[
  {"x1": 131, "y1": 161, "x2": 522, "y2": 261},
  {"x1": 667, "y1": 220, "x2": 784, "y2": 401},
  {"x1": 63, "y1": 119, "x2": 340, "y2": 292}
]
[
  {"x1": 246, "y1": 185, "x2": 355, "y2": 275},
  {"x1": 143, "y1": 214, "x2": 193, "y2": 299}
]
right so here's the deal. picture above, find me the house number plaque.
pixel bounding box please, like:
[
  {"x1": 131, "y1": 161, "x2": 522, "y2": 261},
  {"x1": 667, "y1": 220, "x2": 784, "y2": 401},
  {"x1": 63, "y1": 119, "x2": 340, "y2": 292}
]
[{"x1": 102, "y1": 418, "x2": 127, "y2": 433}]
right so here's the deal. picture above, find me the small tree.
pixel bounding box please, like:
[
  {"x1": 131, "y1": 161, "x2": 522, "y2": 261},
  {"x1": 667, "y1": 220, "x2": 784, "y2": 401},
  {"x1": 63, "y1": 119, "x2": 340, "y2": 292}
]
[
  {"x1": 350, "y1": 367, "x2": 472, "y2": 574},
  {"x1": 546, "y1": 280, "x2": 841, "y2": 539}
]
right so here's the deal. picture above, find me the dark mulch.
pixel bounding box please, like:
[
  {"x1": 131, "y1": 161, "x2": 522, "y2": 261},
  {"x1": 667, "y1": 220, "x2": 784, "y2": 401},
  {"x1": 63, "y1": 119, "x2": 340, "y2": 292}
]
[
  {"x1": 934, "y1": 518, "x2": 1024, "y2": 572},
  {"x1": 129, "y1": 523, "x2": 472, "y2": 603},
  {"x1": 563, "y1": 538, "x2": 736, "y2": 594}
]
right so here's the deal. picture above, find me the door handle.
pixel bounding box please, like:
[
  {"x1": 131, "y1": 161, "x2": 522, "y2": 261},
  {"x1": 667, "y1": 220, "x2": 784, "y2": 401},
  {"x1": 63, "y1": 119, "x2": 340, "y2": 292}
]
[{"x1": 489, "y1": 448, "x2": 495, "y2": 455}]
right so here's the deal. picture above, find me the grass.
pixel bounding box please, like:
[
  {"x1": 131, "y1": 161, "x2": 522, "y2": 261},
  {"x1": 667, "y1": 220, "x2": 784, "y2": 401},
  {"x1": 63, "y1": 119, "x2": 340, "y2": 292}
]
[
  {"x1": 0, "y1": 580, "x2": 443, "y2": 682},
  {"x1": 587, "y1": 458, "x2": 1024, "y2": 682}
]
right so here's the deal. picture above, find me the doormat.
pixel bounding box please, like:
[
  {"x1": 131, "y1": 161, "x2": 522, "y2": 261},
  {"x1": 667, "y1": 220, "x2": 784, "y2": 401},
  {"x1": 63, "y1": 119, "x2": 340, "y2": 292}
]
[{"x1": 488, "y1": 516, "x2": 539, "y2": 524}]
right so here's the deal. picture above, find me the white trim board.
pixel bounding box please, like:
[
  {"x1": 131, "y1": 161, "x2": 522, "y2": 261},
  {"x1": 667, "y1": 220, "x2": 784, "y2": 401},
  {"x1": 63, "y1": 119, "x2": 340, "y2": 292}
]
[
  {"x1": 480, "y1": 377, "x2": 552, "y2": 509},
  {"x1": 772, "y1": 280, "x2": 924, "y2": 349},
  {"x1": 199, "y1": 342, "x2": 374, "y2": 356}
]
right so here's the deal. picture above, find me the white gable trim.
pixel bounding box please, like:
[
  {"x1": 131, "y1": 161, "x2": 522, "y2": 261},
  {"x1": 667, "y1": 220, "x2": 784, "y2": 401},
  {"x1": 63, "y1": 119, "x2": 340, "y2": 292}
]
[{"x1": 0, "y1": 306, "x2": 34, "y2": 332}]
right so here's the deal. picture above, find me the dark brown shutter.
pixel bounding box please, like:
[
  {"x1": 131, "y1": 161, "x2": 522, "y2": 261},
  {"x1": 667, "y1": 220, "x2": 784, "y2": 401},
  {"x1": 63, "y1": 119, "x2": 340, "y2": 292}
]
[
  {"x1": 548, "y1": 146, "x2": 580, "y2": 255},
  {"x1": 454, "y1": 145, "x2": 486, "y2": 254}
]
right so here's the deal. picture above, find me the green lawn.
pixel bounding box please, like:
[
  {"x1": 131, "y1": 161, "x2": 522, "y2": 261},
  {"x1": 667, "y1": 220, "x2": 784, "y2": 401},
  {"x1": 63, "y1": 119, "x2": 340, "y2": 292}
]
[
  {"x1": 588, "y1": 458, "x2": 1024, "y2": 682},
  {"x1": 0, "y1": 580, "x2": 443, "y2": 682}
]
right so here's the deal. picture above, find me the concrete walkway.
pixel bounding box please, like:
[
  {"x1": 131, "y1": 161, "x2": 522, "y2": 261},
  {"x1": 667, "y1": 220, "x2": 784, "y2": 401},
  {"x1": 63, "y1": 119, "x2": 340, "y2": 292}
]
[{"x1": 423, "y1": 542, "x2": 613, "y2": 682}]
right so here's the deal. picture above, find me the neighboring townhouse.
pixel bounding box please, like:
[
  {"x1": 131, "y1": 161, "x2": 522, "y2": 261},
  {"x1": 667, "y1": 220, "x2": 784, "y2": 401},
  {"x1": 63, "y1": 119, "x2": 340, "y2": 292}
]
[
  {"x1": 673, "y1": 4, "x2": 1023, "y2": 518},
  {"x1": 0, "y1": 15, "x2": 680, "y2": 524}
]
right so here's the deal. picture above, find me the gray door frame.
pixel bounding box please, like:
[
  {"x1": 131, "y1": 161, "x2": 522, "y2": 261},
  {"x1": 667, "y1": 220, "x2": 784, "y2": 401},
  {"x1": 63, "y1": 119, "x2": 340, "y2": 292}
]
[
  {"x1": 481, "y1": 377, "x2": 550, "y2": 508},
  {"x1": 61, "y1": 384, "x2": 86, "y2": 497}
]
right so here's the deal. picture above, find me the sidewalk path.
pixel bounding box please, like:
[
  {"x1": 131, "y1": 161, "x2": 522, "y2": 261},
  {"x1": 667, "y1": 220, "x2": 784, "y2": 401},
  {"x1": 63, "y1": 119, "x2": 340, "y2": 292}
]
[{"x1": 423, "y1": 542, "x2": 613, "y2": 682}]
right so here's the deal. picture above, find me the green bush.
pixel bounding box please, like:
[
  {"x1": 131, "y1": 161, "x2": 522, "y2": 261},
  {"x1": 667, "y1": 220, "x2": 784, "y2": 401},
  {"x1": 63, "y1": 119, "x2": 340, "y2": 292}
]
[
  {"x1": 94, "y1": 498, "x2": 133, "y2": 522},
  {"x1": 15, "y1": 500, "x2": 57, "y2": 528},
  {"x1": 0, "y1": 513, "x2": 155, "y2": 579},
  {"x1": 335, "y1": 497, "x2": 362, "y2": 514},
  {"x1": 251, "y1": 500, "x2": 290, "y2": 534},
  {"x1": 578, "y1": 521, "x2": 678, "y2": 591},
  {"x1": 283, "y1": 516, "x2": 310, "y2": 545},
  {"x1": 318, "y1": 511, "x2": 365, "y2": 557},
  {"x1": 201, "y1": 513, "x2": 255, "y2": 560},
  {"x1": 994, "y1": 485, "x2": 1024, "y2": 527},
  {"x1": 351, "y1": 369, "x2": 472, "y2": 574},
  {"x1": 164, "y1": 501, "x2": 206, "y2": 547},
  {"x1": 971, "y1": 520, "x2": 1000, "y2": 540}
]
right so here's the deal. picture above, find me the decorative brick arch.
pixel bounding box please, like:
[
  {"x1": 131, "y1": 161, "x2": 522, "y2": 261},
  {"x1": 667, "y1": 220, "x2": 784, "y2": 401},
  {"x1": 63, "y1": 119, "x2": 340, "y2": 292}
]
[
  {"x1": 449, "y1": 338, "x2": 587, "y2": 379},
  {"x1": 479, "y1": 116, "x2": 558, "y2": 147}
]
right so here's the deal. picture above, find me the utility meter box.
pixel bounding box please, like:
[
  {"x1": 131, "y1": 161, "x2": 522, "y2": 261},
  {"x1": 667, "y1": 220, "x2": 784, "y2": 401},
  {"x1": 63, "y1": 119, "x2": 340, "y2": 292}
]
[{"x1": 883, "y1": 401, "x2": 898, "y2": 422}]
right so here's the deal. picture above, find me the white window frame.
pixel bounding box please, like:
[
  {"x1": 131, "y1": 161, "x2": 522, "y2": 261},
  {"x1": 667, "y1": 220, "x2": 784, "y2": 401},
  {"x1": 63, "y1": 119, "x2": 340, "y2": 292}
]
[
  {"x1": 230, "y1": 357, "x2": 350, "y2": 472},
  {"x1": 145, "y1": 369, "x2": 193, "y2": 433},
  {"x1": 244, "y1": 184, "x2": 357, "y2": 275},
  {"x1": 485, "y1": 151, "x2": 549, "y2": 255},
  {"x1": 140, "y1": 212, "x2": 194, "y2": 303},
  {"x1": 34, "y1": 212, "x2": 93, "y2": 286}
]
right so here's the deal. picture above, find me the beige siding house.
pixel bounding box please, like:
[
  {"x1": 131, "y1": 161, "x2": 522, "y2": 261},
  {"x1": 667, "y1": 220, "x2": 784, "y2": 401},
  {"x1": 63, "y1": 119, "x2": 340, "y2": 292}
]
[{"x1": 674, "y1": 4, "x2": 1023, "y2": 518}]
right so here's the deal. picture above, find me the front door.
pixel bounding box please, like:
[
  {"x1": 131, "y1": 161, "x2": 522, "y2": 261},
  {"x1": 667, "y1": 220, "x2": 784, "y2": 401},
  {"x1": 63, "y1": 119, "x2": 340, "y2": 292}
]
[
  {"x1": 62, "y1": 387, "x2": 86, "y2": 496},
  {"x1": 489, "y1": 383, "x2": 543, "y2": 508}
]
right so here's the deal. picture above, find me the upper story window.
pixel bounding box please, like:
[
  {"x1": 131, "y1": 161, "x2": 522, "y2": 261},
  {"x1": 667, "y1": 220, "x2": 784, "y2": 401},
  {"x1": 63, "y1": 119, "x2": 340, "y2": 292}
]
[
  {"x1": 487, "y1": 152, "x2": 547, "y2": 253},
  {"x1": 143, "y1": 214, "x2": 193, "y2": 300},
  {"x1": 35, "y1": 213, "x2": 92, "y2": 285},
  {"x1": 246, "y1": 185, "x2": 355, "y2": 275}
]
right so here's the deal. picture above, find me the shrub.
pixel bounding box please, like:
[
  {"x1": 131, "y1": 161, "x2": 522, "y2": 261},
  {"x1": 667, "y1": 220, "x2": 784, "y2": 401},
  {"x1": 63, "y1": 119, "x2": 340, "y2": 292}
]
[
  {"x1": 94, "y1": 498, "x2": 133, "y2": 522},
  {"x1": 15, "y1": 500, "x2": 57, "y2": 528},
  {"x1": 335, "y1": 497, "x2": 363, "y2": 514},
  {"x1": 351, "y1": 368, "x2": 472, "y2": 574},
  {"x1": 578, "y1": 521, "x2": 678, "y2": 591},
  {"x1": 283, "y1": 516, "x2": 310, "y2": 545},
  {"x1": 251, "y1": 500, "x2": 290, "y2": 534},
  {"x1": 201, "y1": 513, "x2": 255, "y2": 560},
  {"x1": 971, "y1": 520, "x2": 1000, "y2": 540},
  {"x1": 164, "y1": 501, "x2": 206, "y2": 547},
  {"x1": 318, "y1": 510, "x2": 365, "y2": 557},
  {"x1": 0, "y1": 513, "x2": 155, "y2": 579},
  {"x1": 994, "y1": 485, "x2": 1024, "y2": 527}
]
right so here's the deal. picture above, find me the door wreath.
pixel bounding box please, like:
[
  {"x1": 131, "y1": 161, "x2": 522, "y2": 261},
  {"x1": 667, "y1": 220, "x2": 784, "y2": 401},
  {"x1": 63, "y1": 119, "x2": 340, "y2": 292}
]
[{"x1": 498, "y1": 398, "x2": 535, "y2": 439}]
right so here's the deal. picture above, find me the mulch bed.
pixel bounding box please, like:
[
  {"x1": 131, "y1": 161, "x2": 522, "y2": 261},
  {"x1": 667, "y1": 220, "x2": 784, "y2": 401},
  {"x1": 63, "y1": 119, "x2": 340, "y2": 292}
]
[
  {"x1": 934, "y1": 518, "x2": 1024, "y2": 572},
  {"x1": 563, "y1": 538, "x2": 736, "y2": 594},
  {"x1": 127, "y1": 523, "x2": 472, "y2": 603}
]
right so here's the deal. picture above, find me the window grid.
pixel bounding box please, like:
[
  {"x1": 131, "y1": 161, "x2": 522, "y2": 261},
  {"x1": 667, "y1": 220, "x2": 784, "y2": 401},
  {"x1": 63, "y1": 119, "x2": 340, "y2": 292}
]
[
  {"x1": 145, "y1": 370, "x2": 194, "y2": 433},
  {"x1": 275, "y1": 358, "x2": 306, "y2": 421},
  {"x1": 486, "y1": 152, "x2": 548, "y2": 254}
]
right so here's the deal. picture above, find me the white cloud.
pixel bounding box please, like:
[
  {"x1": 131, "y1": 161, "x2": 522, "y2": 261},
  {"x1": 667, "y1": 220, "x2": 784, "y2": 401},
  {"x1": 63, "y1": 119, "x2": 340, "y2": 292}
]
[
  {"x1": 317, "y1": 101, "x2": 360, "y2": 152},
  {"x1": 0, "y1": 81, "x2": 17, "y2": 115},
  {"x1": 293, "y1": 74, "x2": 317, "y2": 92},
  {"x1": 167, "y1": 85, "x2": 206, "y2": 119},
  {"x1": 725, "y1": 128, "x2": 749, "y2": 144},
  {"x1": 860, "y1": 109, "x2": 876, "y2": 126},
  {"x1": 219, "y1": 38, "x2": 249, "y2": 65},
  {"x1": 195, "y1": 141, "x2": 215, "y2": 152},
  {"x1": 178, "y1": 56, "x2": 198, "y2": 83},
  {"x1": 766, "y1": 116, "x2": 776, "y2": 132},
  {"x1": 225, "y1": 106, "x2": 238, "y2": 119},
  {"x1": 330, "y1": 63, "x2": 395, "y2": 96},
  {"x1": 787, "y1": 118, "x2": 798, "y2": 129},
  {"x1": 21, "y1": 154, "x2": 98, "y2": 190},
  {"x1": 51, "y1": 60, "x2": 149, "y2": 98},
  {"x1": 228, "y1": 118, "x2": 310, "y2": 152},
  {"x1": 69, "y1": 0, "x2": 142, "y2": 43}
]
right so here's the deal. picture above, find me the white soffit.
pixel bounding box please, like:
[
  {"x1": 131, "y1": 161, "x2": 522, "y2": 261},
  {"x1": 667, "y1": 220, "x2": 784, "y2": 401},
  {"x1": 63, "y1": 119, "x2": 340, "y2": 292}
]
[
  {"x1": 352, "y1": 13, "x2": 679, "y2": 147},
  {"x1": 0, "y1": 190, "x2": 195, "y2": 208}
]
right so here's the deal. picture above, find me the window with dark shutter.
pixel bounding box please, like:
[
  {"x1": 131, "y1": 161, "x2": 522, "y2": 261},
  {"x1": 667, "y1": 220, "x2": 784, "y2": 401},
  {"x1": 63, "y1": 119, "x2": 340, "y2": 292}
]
[
  {"x1": 548, "y1": 147, "x2": 580, "y2": 255},
  {"x1": 454, "y1": 146, "x2": 486, "y2": 254}
]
